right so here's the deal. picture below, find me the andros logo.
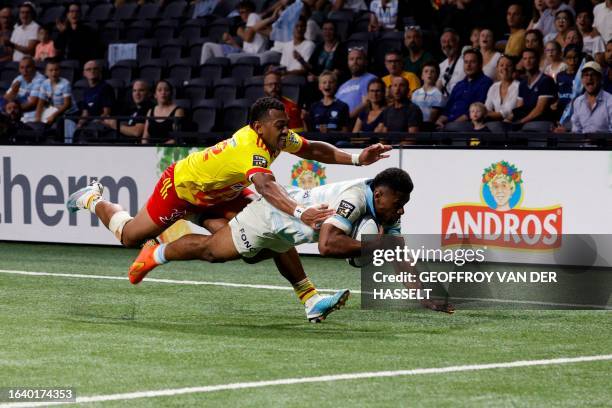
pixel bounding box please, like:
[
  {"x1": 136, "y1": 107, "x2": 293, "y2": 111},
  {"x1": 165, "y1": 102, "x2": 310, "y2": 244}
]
[{"x1": 441, "y1": 161, "x2": 563, "y2": 249}]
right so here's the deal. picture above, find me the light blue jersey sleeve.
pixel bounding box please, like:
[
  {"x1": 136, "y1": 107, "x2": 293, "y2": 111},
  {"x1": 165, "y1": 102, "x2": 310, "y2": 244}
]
[{"x1": 323, "y1": 184, "x2": 368, "y2": 235}]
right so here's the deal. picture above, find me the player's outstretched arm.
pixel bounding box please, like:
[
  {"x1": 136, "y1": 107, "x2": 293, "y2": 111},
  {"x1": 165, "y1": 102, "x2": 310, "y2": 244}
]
[
  {"x1": 251, "y1": 172, "x2": 335, "y2": 229},
  {"x1": 295, "y1": 141, "x2": 392, "y2": 166}
]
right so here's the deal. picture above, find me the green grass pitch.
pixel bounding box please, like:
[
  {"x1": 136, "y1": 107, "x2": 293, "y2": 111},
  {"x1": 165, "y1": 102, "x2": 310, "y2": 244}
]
[{"x1": 1, "y1": 242, "x2": 611, "y2": 407}]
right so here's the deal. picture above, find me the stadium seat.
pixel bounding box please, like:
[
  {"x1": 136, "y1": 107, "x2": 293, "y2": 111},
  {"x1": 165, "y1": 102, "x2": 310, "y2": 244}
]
[
  {"x1": 168, "y1": 63, "x2": 192, "y2": 83},
  {"x1": 113, "y1": 2, "x2": 138, "y2": 21},
  {"x1": 282, "y1": 84, "x2": 300, "y2": 104},
  {"x1": 102, "y1": 21, "x2": 124, "y2": 45},
  {"x1": 174, "y1": 98, "x2": 191, "y2": 110},
  {"x1": 221, "y1": 99, "x2": 250, "y2": 131},
  {"x1": 205, "y1": 18, "x2": 231, "y2": 42},
  {"x1": 136, "y1": 3, "x2": 160, "y2": 20},
  {"x1": 106, "y1": 78, "x2": 126, "y2": 100},
  {"x1": 39, "y1": 5, "x2": 65, "y2": 26},
  {"x1": 328, "y1": 9, "x2": 355, "y2": 21},
  {"x1": 179, "y1": 23, "x2": 203, "y2": 41},
  {"x1": 243, "y1": 83, "x2": 264, "y2": 104},
  {"x1": 111, "y1": 60, "x2": 137, "y2": 83},
  {"x1": 200, "y1": 56, "x2": 230, "y2": 77},
  {"x1": 159, "y1": 41, "x2": 184, "y2": 61},
  {"x1": 126, "y1": 20, "x2": 151, "y2": 42},
  {"x1": 87, "y1": 3, "x2": 113, "y2": 23},
  {"x1": 0, "y1": 66, "x2": 17, "y2": 82},
  {"x1": 154, "y1": 19, "x2": 179, "y2": 41},
  {"x1": 137, "y1": 38, "x2": 157, "y2": 61},
  {"x1": 60, "y1": 66, "x2": 75, "y2": 83},
  {"x1": 139, "y1": 61, "x2": 164, "y2": 83},
  {"x1": 192, "y1": 100, "x2": 219, "y2": 132},
  {"x1": 212, "y1": 0, "x2": 240, "y2": 17},
  {"x1": 213, "y1": 77, "x2": 239, "y2": 101},
  {"x1": 161, "y1": 0, "x2": 187, "y2": 20},
  {"x1": 183, "y1": 77, "x2": 210, "y2": 101},
  {"x1": 328, "y1": 18, "x2": 349, "y2": 42},
  {"x1": 282, "y1": 75, "x2": 306, "y2": 87}
]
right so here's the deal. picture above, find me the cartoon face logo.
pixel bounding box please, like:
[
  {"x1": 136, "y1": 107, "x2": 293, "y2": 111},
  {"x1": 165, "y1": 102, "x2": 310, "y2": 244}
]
[
  {"x1": 481, "y1": 161, "x2": 523, "y2": 211},
  {"x1": 291, "y1": 160, "x2": 326, "y2": 189}
]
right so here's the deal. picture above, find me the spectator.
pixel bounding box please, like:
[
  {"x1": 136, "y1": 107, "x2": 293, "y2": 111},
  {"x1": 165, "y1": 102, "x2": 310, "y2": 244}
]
[
  {"x1": 543, "y1": 9, "x2": 574, "y2": 46},
  {"x1": 9, "y1": 2, "x2": 39, "y2": 62},
  {"x1": 544, "y1": 40, "x2": 567, "y2": 80},
  {"x1": 303, "y1": 70, "x2": 349, "y2": 132},
  {"x1": 480, "y1": 29, "x2": 501, "y2": 80},
  {"x1": 78, "y1": 60, "x2": 114, "y2": 129},
  {"x1": 563, "y1": 27, "x2": 585, "y2": 51},
  {"x1": 593, "y1": 0, "x2": 611, "y2": 43},
  {"x1": 330, "y1": 0, "x2": 367, "y2": 13},
  {"x1": 527, "y1": 0, "x2": 547, "y2": 31},
  {"x1": 0, "y1": 7, "x2": 13, "y2": 63},
  {"x1": 576, "y1": 9, "x2": 606, "y2": 61},
  {"x1": 469, "y1": 27, "x2": 481, "y2": 50},
  {"x1": 604, "y1": 40, "x2": 612, "y2": 93},
  {"x1": 33, "y1": 26, "x2": 55, "y2": 62},
  {"x1": 200, "y1": 0, "x2": 267, "y2": 64},
  {"x1": 485, "y1": 55, "x2": 520, "y2": 131},
  {"x1": 55, "y1": 3, "x2": 103, "y2": 66},
  {"x1": 534, "y1": 0, "x2": 574, "y2": 37},
  {"x1": 369, "y1": 0, "x2": 399, "y2": 31},
  {"x1": 524, "y1": 29, "x2": 546, "y2": 69},
  {"x1": 555, "y1": 44, "x2": 580, "y2": 117},
  {"x1": 469, "y1": 102, "x2": 489, "y2": 132},
  {"x1": 403, "y1": 26, "x2": 435, "y2": 77},
  {"x1": 375, "y1": 76, "x2": 422, "y2": 133},
  {"x1": 102, "y1": 80, "x2": 153, "y2": 141},
  {"x1": 1, "y1": 101, "x2": 30, "y2": 143},
  {"x1": 303, "y1": 21, "x2": 347, "y2": 77},
  {"x1": 335, "y1": 47, "x2": 377, "y2": 119},
  {"x1": 352, "y1": 77, "x2": 386, "y2": 132},
  {"x1": 3, "y1": 56, "x2": 44, "y2": 123},
  {"x1": 571, "y1": 61, "x2": 612, "y2": 133},
  {"x1": 382, "y1": 50, "x2": 420, "y2": 96},
  {"x1": 272, "y1": 17, "x2": 315, "y2": 76},
  {"x1": 436, "y1": 49, "x2": 493, "y2": 131},
  {"x1": 412, "y1": 61, "x2": 446, "y2": 125},
  {"x1": 505, "y1": 3, "x2": 526, "y2": 58},
  {"x1": 263, "y1": 70, "x2": 304, "y2": 130},
  {"x1": 513, "y1": 48, "x2": 558, "y2": 131},
  {"x1": 437, "y1": 29, "x2": 465, "y2": 97},
  {"x1": 142, "y1": 80, "x2": 185, "y2": 145},
  {"x1": 35, "y1": 60, "x2": 77, "y2": 126}
]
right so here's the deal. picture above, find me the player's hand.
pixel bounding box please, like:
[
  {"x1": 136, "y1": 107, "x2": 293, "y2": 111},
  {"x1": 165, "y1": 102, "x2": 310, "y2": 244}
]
[
  {"x1": 300, "y1": 204, "x2": 335, "y2": 230},
  {"x1": 421, "y1": 299, "x2": 455, "y2": 314},
  {"x1": 358, "y1": 143, "x2": 392, "y2": 165}
]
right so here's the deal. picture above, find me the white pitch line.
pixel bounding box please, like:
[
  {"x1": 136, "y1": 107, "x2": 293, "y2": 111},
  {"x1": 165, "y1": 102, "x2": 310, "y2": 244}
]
[
  {"x1": 1, "y1": 269, "x2": 610, "y2": 309},
  {"x1": 1, "y1": 354, "x2": 611, "y2": 408}
]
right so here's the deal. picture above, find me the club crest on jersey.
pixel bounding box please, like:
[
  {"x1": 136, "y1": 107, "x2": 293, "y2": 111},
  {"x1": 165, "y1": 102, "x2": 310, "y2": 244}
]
[
  {"x1": 252, "y1": 155, "x2": 268, "y2": 167},
  {"x1": 337, "y1": 200, "x2": 355, "y2": 219}
]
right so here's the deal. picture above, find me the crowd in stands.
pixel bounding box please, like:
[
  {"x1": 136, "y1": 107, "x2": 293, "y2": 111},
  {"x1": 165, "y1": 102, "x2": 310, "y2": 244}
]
[{"x1": 0, "y1": 0, "x2": 610, "y2": 145}]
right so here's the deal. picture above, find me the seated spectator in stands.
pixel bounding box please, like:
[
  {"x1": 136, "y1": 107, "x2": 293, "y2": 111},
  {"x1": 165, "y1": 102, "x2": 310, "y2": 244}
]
[
  {"x1": 527, "y1": 0, "x2": 547, "y2": 31},
  {"x1": 411, "y1": 61, "x2": 446, "y2": 126},
  {"x1": 505, "y1": 3, "x2": 526, "y2": 58},
  {"x1": 375, "y1": 76, "x2": 422, "y2": 133},
  {"x1": 436, "y1": 49, "x2": 493, "y2": 132},
  {"x1": 544, "y1": 9, "x2": 574, "y2": 47},
  {"x1": 330, "y1": 0, "x2": 368, "y2": 12},
  {"x1": 485, "y1": 55, "x2": 520, "y2": 131},
  {"x1": 534, "y1": 0, "x2": 573, "y2": 37},
  {"x1": 102, "y1": 80, "x2": 153, "y2": 141},
  {"x1": 1, "y1": 101, "x2": 30, "y2": 143},
  {"x1": 469, "y1": 102, "x2": 489, "y2": 132},
  {"x1": 403, "y1": 26, "x2": 435, "y2": 77},
  {"x1": 303, "y1": 71, "x2": 349, "y2": 132},
  {"x1": 382, "y1": 50, "x2": 420, "y2": 96},
  {"x1": 9, "y1": 2, "x2": 39, "y2": 62},
  {"x1": 576, "y1": 9, "x2": 606, "y2": 62},
  {"x1": 524, "y1": 29, "x2": 546, "y2": 69},
  {"x1": 480, "y1": 29, "x2": 501, "y2": 80},
  {"x1": 3, "y1": 56, "x2": 44, "y2": 123},
  {"x1": 201, "y1": 0, "x2": 267, "y2": 64},
  {"x1": 554, "y1": 45, "x2": 580, "y2": 120},
  {"x1": 437, "y1": 29, "x2": 465, "y2": 97},
  {"x1": 353, "y1": 77, "x2": 386, "y2": 132},
  {"x1": 543, "y1": 40, "x2": 567, "y2": 80},
  {"x1": 271, "y1": 17, "x2": 315, "y2": 76},
  {"x1": 33, "y1": 26, "x2": 55, "y2": 62},
  {"x1": 369, "y1": 0, "x2": 399, "y2": 32},
  {"x1": 142, "y1": 80, "x2": 184, "y2": 145},
  {"x1": 0, "y1": 7, "x2": 13, "y2": 63},
  {"x1": 77, "y1": 60, "x2": 114, "y2": 129},
  {"x1": 301, "y1": 20, "x2": 347, "y2": 79},
  {"x1": 571, "y1": 61, "x2": 612, "y2": 133},
  {"x1": 34, "y1": 60, "x2": 77, "y2": 126},
  {"x1": 55, "y1": 3, "x2": 103, "y2": 66},
  {"x1": 336, "y1": 47, "x2": 377, "y2": 119},
  {"x1": 513, "y1": 48, "x2": 558, "y2": 131},
  {"x1": 593, "y1": 0, "x2": 611, "y2": 43},
  {"x1": 263, "y1": 70, "x2": 304, "y2": 131},
  {"x1": 604, "y1": 40, "x2": 612, "y2": 93}
]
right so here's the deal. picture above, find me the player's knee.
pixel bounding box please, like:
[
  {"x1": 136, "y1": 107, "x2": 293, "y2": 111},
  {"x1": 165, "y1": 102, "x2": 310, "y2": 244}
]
[{"x1": 121, "y1": 233, "x2": 142, "y2": 248}]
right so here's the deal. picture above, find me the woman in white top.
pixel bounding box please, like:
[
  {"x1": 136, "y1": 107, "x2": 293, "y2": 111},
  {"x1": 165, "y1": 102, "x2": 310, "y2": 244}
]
[
  {"x1": 485, "y1": 55, "x2": 520, "y2": 131},
  {"x1": 479, "y1": 29, "x2": 501, "y2": 80},
  {"x1": 576, "y1": 9, "x2": 606, "y2": 62},
  {"x1": 543, "y1": 40, "x2": 567, "y2": 80}
]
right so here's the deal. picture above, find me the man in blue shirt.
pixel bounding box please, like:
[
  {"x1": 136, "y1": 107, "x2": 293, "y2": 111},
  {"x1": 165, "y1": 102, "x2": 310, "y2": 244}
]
[
  {"x1": 335, "y1": 47, "x2": 377, "y2": 120},
  {"x1": 78, "y1": 60, "x2": 114, "y2": 129},
  {"x1": 435, "y1": 49, "x2": 492, "y2": 132},
  {"x1": 571, "y1": 61, "x2": 612, "y2": 133}
]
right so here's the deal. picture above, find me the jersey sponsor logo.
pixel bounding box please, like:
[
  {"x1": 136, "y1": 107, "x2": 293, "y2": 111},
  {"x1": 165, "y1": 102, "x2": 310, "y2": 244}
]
[
  {"x1": 337, "y1": 200, "x2": 356, "y2": 219},
  {"x1": 239, "y1": 227, "x2": 256, "y2": 252},
  {"x1": 441, "y1": 161, "x2": 563, "y2": 249},
  {"x1": 291, "y1": 160, "x2": 326, "y2": 189},
  {"x1": 252, "y1": 155, "x2": 268, "y2": 168}
]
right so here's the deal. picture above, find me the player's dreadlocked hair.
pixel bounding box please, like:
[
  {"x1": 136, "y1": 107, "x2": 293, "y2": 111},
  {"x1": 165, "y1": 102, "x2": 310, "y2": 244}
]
[
  {"x1": 249, "y1": 97, "x2": 285, "y2": 126},
  {"x1": 371, "y1": 168, "x2": 414, "y2": 197}
]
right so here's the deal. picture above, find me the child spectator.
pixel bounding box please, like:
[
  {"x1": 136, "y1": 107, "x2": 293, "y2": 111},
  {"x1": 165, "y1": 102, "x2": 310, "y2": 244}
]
[
  {"x1": 303, "y1": 71, "x2": 349, "y2": 132},
  {"x1": 411, "y1": 61, "x2": 446, "y2": 125},
  {"x1": 469, "y1": 102, "x2": 489, "y2": 132},
  {"x1": 34, "y1": 26, "x2": 55, "y2": 62},
  {"x1": 543, "y1": 40, "x2": 567, "y2": 80}
]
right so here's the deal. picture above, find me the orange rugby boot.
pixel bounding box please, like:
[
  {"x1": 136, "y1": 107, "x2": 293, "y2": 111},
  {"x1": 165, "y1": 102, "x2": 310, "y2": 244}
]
[{"x1": 129, "y1": 244, "x2": 161, "y2": 284}]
